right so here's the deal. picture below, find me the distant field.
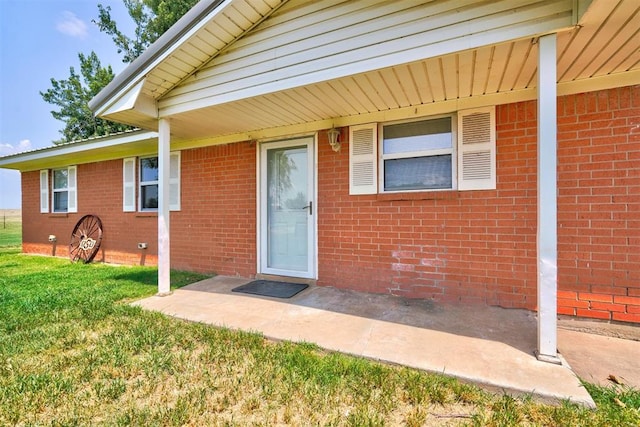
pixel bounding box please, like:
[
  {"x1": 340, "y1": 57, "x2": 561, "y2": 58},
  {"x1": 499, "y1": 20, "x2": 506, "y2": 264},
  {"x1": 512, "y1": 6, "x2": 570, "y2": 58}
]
[{"x1": 0, "y1": 209, "x2": 21, "y2": 248}]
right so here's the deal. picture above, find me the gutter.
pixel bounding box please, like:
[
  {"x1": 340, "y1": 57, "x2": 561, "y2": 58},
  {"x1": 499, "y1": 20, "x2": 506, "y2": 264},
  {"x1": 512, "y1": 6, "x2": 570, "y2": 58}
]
[{"x1": 88, "y1": 0, "x2": 225, "y2": 113}]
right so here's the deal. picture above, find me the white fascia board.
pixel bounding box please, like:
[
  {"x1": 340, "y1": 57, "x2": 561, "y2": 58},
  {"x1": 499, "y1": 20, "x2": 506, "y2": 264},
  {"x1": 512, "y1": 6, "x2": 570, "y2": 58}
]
[
  {"x1": 100, "y1": 79, "x2": 147, "y2": 117},
  {"x1": 0, "y1": 131, "x2": 158, "y2": 171},
  {"x1": 99, "y1": 79, "x2": 159, "y2": 123},
  {"x1": 135, "y1": 92, "x2": 159, "y2": 118},
  {"x1": 93, "y1": 0, "x2": 237, "y2": 119}
]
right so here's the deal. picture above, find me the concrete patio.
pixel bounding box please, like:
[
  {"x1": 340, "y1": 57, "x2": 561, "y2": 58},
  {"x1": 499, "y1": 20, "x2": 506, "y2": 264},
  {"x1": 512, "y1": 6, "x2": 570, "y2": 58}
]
[{"x1": 132, "y1": 276, "x2": 640, "y2": 408}]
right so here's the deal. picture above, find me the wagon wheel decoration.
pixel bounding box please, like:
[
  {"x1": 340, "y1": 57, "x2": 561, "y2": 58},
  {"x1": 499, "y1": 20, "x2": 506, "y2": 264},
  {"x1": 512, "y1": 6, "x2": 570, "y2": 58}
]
[{"x1": 69, "y1": 214, "x2": 103, "y2": 263}]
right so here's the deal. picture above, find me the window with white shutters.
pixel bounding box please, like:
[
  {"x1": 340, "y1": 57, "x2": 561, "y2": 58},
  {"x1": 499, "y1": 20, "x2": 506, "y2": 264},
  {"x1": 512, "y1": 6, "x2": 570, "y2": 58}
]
[
  {"x1": 123, "y1": 152, "x2": 181, "y2": 212},
  {"x1": 348, "y1": 107, "x2": 495, "y2": 194},
  {"x1": 40, "y1": 166, "x2": 77, "y2": 213}
]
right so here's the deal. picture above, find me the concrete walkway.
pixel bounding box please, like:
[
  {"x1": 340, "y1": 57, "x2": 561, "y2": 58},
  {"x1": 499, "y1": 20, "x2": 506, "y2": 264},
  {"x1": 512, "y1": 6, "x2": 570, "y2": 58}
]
[{"x1": 133, "y1": 276, "x2": 637, "y2": 407}]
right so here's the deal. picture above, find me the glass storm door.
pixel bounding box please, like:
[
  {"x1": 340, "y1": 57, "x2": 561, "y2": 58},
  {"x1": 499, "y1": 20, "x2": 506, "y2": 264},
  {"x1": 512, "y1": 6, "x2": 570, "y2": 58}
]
[{"x1": 260, "y1": 138, "x2": 315, "y2": 278}]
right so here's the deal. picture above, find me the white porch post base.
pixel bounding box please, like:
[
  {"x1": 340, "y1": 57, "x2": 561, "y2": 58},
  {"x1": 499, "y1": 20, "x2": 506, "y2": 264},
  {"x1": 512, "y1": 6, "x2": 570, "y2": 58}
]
[
  {"x1": 158, "y1": 118, "x2": 171, "y2": 296},
  {"x1": 536, "y1": 33, "x2": 560, "y2": 363},
  {"x1": 535, "y1": 351, "x2": 562, "y2": 365}
]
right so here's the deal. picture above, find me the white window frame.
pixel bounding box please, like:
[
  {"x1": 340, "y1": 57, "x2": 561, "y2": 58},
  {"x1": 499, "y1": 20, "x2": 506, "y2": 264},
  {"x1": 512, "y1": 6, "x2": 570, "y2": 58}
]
[
  {"x1": 52, "y1": 168, "x2": 69, "y2": 213},
  {"x1": 379, "y1": 114, "x2": 457, "y2": 193},
  {"x1": 139, "y1": 156, "x2": 159, "y2": 212},
  {"x1": 42, "y1": 166, "x2": 77, "y2": 214}
]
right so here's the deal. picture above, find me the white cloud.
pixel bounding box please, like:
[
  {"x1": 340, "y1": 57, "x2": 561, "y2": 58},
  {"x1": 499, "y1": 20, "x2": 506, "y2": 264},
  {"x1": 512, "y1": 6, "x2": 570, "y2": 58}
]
[
  {"x1": 56, "y1": 11, "x2": 88, "y2": 38},
  {"x1": 0, "y1": 139, "x2": 32, "y2": 156}
]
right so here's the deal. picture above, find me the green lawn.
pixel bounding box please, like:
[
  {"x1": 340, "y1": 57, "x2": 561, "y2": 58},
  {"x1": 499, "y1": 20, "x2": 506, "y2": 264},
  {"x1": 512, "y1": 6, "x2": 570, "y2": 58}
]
[{"x1": 0, "y1": 247, "x2": 638, "y2": 425}]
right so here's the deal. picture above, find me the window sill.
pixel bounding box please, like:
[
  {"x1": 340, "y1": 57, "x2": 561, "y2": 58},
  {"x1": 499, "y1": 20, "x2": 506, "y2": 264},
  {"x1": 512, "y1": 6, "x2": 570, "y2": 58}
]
[
  {"x1": 48, "y1": 213, "x2": 69, "y2": 218},
  {"x1": 135, "y1": 212, "x2": 158, "y2": 218},
  {"x1": 376, "y1": 190, "x2": 459, "y2": 202}
]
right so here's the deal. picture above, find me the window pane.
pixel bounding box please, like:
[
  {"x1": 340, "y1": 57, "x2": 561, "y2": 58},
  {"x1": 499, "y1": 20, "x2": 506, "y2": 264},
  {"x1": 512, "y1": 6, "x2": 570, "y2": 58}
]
[
  {"x1": 383, "y1": 117, "x2": 452, "y2": 154},
  {"x1": 140, "y1": 158, "x2": 158, "y2": 182},
  {"x1": 141, "y1": 184, "x2": 158, "y2": 209},
  {"x1": 384, "y1": 155, "x2": 452, "y2": 191},
  {"x1": 53, "y1": 169, "x2": 68, "y2": 189},
  {"x1": 53, "y1": 191, "x2": 68, "y2": 212}
]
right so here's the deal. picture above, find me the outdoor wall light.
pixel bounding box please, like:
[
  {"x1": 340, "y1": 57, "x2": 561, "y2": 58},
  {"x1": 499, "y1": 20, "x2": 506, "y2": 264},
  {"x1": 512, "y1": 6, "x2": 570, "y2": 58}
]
[
  {"x1": 328, "y1": 126, "x2": 341, "y2": 152},
  {"x1": 138, "y1": 242, "x2": 148, "y2": 250},
  {"x1": 48, "y1": 235, "x2": 57, "y2": 242}
]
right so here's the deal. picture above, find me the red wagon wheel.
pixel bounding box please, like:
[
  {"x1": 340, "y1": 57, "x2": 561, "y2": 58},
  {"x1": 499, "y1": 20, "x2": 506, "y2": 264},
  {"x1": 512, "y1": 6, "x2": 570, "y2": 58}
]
[{"x1": 69, "y1": 214, "x2": 103, "y2": 263}]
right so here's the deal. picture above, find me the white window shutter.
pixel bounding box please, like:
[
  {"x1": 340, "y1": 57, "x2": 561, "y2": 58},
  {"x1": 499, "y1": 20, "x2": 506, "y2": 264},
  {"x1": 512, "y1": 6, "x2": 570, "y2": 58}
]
[
  {"x1": 40, "y1": 170, "x2": 49, "y2": 213},
  {"x1": 169, "y1": 151, "x2": 181, "y2": 211},
  {"x1": 67, "y1": 165, "x2": 78, "y2": 213},
  {"x1": 123, "y1": 157, "x2": 136, "y2": 212},
  {"x1": 349, "y1": 124, "x2": 378, "y2": 195},
  {"x1": 457, "y1": 106, "x2": 496, "y2": 191}
]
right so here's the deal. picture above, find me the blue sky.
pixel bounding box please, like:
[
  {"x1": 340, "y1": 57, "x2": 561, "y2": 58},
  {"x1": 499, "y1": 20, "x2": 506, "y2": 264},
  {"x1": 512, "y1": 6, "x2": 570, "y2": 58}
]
[{"x1": 0, "y1": 0, "x2": 134, "y2": 208}]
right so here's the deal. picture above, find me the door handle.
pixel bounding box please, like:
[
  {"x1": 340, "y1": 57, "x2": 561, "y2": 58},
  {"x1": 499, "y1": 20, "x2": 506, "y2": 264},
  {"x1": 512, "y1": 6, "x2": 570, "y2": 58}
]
[{"x1": 302, "y1": 201, "x2": 312, "y2": 215}]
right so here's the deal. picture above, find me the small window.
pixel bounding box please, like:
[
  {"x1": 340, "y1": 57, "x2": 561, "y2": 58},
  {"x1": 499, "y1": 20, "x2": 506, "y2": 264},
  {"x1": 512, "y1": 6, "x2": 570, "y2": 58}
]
[
  {"x1": 381, "y1": 116, "x2": 455, "y2": 192},
  {"x1": 123, "y1": 153, "x2": 181, "y2": 212},
  {"x1": 139, "y1": 157, "x2": 159, "y2": 210},
  {"x1": 42, "y1": 166, "x2": 77, "y2": 213},
  {"x1": 52, "y1": 169, "x2": 70, "y2": 212}
]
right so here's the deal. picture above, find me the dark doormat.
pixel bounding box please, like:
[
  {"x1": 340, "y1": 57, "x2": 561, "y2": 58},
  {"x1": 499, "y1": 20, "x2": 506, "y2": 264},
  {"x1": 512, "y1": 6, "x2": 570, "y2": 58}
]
[{"x1": 231, "y1": 280, "x2": 309, "y2": 299}]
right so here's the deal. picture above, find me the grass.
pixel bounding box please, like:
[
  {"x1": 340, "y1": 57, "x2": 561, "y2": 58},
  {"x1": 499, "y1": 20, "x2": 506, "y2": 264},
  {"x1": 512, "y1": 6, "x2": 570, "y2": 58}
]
[
  {"x1": 0, "y1": 245, "x2": 639, "y2": 424},
  {"x1": 0, "y1": 209, "x2": 21, "y2": 248}
]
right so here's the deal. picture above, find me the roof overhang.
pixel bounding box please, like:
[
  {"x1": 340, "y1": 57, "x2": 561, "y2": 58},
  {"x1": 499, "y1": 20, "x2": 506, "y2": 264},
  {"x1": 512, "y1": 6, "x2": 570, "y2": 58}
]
[
  {"x1": 0, "y1": 130, "x2": 158, "y2": 172},
  {"x1": 86, "y1": 0, "x2": 638, "y2": 147},
  {"x1": 89, "y1": 0, "x2": 287, "y2": 130}
]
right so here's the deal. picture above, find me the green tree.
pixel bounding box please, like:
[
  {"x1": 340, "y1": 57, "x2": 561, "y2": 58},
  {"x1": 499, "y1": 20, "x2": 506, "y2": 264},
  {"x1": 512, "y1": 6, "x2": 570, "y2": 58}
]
[
  {"x1": 95, "y1": 0, "x2": 199, "y2": 64},
  {"x1": 40, "y1": 52, "x2": 132, "y2": 144},
  {"x1": 42, "y1": 0, "x2": 199, "y2": 144}
]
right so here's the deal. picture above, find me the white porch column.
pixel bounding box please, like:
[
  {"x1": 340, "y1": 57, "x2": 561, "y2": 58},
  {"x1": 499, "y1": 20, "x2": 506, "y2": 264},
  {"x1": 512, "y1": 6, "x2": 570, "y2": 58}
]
[
  {"x1": 157, "y1": 118, "x2": 171, "y2": 295},
  {"x1": 536, "y1": 33, "x2": 560, "y2": 363}
]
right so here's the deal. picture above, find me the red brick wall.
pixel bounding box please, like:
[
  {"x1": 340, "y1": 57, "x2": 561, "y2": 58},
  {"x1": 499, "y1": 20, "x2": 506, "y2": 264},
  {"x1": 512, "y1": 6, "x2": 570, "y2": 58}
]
[
  {"x1": 22, "y1": 142, "x2": 257, "y2": 277},
  {"x1": 171, "y1": 142, "x2": 257, "y2": 276},
  {"x1": 20, "y1": 85, "x2": 640, "y2": 323},
  {"x1": 317, "y1": 113, "x2": 539, "y2": 308},
  {"x1": 556, "y1": 86, "x2": 640, "y2": 323},
  {"x1": 22, "y1": 159, "x2": 158, "y2": 265},
  {"x1": 317, "y1": 86, "x2": 639, "y2": 321}
]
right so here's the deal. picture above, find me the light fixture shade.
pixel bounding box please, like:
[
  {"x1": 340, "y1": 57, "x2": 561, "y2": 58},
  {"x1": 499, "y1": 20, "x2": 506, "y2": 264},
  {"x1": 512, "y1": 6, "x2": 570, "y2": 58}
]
[{"x1": 328, "y1": 127, "x2": 341, "y2": 152}]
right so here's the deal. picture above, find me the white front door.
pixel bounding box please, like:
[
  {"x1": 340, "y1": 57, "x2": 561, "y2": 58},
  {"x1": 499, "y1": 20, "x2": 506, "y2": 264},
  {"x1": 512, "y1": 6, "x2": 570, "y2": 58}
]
[{"x1": 260, "y1": 138, "x2": 315, "y2": 279}]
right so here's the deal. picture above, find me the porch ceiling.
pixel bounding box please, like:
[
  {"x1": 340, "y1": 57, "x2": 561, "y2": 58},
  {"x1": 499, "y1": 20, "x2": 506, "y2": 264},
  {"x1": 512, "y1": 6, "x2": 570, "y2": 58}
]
[
  {"x1": 160, "y1": 0, "x2": 639, "y2": 142},
  {"x1": 99, "y1": 0, "x2": 638, "y2": 145}
]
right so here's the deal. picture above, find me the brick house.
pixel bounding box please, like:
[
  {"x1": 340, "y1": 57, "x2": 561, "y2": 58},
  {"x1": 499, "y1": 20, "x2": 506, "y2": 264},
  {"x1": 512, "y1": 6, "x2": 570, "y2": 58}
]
[{"x1": 1, "y1": 0, "x2": 639, "y2": 361}]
